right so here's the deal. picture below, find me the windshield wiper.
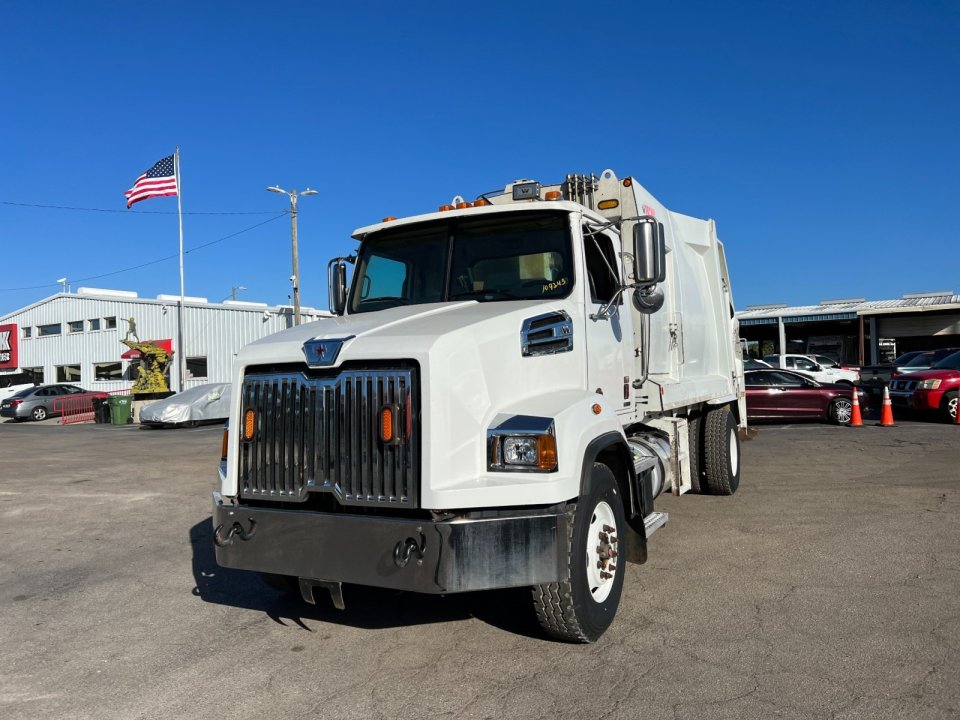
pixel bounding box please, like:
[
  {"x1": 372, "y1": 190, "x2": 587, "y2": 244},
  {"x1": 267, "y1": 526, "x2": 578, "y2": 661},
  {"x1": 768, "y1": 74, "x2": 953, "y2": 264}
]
[
  {"x1": 449, "y1": 288, "x2": 520, "y2": 301},
  {"x1": 360, "y1": 296, "x2": 411, "y2": 306}
]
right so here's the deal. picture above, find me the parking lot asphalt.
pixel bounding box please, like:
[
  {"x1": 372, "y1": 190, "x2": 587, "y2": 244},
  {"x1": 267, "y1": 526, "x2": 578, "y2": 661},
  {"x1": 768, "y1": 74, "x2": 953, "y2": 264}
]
[{"x1": 1, "y1": 417, "x2": 958, "y2": 720}]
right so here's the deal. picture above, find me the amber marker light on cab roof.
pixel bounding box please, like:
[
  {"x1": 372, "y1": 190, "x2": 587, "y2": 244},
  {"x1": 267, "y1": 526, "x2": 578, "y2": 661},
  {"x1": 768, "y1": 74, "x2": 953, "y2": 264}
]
[
  {"x1": 381, "y1": 216, "x2": 397, "y2": 222},
  {"x1": 473, "y1": 198, "x2": 490, "y2": 206},
  {"x1": 439, "y1": 204, "x2": 454, "y2": 212},
  {"x1": 455, "y1": 201, "x2": 470, "y2": 209},
  {"x1": 544, "y1": 190, "x2": 562, "y2": 201}
]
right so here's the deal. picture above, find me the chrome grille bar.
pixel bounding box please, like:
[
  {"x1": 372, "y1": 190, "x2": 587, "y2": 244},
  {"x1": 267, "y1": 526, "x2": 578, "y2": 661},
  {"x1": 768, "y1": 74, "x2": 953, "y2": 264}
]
[{"x1": 240, "y1": 368, "x2": 419, "y2": 508}]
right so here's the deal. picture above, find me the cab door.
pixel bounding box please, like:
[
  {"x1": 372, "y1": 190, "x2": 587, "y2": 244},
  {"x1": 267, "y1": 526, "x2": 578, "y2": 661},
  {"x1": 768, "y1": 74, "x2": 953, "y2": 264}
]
[{"x1": 582, "y1": 225, "x2": 629, "y2": 408}]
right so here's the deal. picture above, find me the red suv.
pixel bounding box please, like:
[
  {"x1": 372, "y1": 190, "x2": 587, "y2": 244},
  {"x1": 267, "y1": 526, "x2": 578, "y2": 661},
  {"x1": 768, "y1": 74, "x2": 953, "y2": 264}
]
[{"x1": 888, "y1": 350, "x2": 960, "y2": 422}]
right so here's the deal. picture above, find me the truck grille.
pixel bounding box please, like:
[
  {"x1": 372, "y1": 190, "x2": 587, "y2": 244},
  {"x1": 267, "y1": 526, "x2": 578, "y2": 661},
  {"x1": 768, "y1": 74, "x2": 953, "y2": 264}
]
[
  {"x1": 239, "y1": 367, "x2": 419, "y2": 508},
  {"x1": 891, "y1": 379, "x2": 918, "y2": 392}
]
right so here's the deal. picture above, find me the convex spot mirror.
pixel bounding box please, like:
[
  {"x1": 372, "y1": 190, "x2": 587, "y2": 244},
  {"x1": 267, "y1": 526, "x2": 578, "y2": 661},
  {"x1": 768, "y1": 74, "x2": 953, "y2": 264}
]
[{"x1": 632, "y1": 218, "x2": 666, "y2": 285}]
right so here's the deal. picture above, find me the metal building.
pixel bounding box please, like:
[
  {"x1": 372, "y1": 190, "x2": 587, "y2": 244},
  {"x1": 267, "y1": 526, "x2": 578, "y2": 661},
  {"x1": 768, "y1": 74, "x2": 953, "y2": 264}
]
[
  {"x1": 0, "y1": 287, "x2": 331, "y2": 392},
  {"x1": 737, "y1": 291, "x2": 960, "y2": 365}
]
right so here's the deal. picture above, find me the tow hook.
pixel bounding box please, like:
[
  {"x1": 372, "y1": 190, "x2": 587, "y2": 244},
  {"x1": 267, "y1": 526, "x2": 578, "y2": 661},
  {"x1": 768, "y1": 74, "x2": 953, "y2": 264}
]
[
  {"x1": 214, "y1": 518, "x2": 257, "y2": 547},
  {"x1": 393, "y1": 530, "x2": 426, "y2": 568}
]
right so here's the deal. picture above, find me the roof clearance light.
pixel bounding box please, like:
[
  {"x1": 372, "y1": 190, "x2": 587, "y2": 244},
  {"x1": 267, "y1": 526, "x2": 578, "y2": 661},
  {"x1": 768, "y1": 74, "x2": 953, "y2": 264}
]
[
  {"x1": 455, "y1": 202, "x2": 470, "y2": 209},
  {"x1": 473, "y1": 198, "x2": 490, "y2": 207},
  {"x1": 438, "y1": 204, "x2": 455, "y2": 212},
  {"x1": 622, "y1": 178, "x2": 633, "y2": 187},
  {"x1": 544, "y1": 190, "x2": 562, "y2": 201},
  {"x1": 382, "y1": 216, "x2": 397, "y2": 222},
  {"x1": 598, "y1": 199, "x2": 619, "y2": 210}
]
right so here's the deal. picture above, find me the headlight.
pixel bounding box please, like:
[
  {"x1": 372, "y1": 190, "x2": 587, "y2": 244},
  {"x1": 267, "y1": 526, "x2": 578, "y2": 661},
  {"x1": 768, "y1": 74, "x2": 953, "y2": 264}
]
[
  {"x1": 919, "y1": 379, "x2": 942, "y2": 390},
  {"x1": 487, "y1": 416, "x2": 558, "y2": 473},
  {"x1": 491, "y1": 434, "x2": 557, "y2": 471}
]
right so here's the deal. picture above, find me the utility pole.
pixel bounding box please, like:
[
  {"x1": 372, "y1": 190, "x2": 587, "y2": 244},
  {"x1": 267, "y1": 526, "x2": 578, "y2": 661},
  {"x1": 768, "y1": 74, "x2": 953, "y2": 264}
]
[{"x1": 267, "y1": 185, "x2": 318, "y2": 325}]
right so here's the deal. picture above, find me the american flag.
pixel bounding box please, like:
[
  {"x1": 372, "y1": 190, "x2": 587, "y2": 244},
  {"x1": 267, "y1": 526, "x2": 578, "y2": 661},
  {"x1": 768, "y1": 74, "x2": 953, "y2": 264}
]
[{"x1": 125, "y1": 154, "x2": 178, "y2": 208}]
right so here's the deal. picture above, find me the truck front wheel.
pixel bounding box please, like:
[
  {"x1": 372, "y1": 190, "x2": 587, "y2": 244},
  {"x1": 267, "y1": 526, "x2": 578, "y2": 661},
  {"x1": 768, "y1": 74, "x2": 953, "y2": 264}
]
[
  {"x1": 532, "y1": 462, "x2": 626, "y2": 643},
  {"x1": 702, "y1": 405, "x2": 740, "y2": 495}
]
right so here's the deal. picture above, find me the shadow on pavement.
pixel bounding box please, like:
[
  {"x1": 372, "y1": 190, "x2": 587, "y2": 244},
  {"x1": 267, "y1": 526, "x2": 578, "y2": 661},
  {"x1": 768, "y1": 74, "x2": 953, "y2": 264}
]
[{"x1": 189, "y1": 517, "x2": 545, "y2": 639}]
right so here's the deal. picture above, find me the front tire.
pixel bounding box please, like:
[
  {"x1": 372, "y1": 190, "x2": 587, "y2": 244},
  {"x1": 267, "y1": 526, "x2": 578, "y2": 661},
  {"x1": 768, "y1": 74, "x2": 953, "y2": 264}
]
[
  {"x1": 941, "y1": 391, "x2": 958, "y2": 423},
  {"x1": 702, "y1": 406, "x2": 740, "y2": 495},
  {"x1": 532, "y1": 463, "x2": 626, "y2": 643}
]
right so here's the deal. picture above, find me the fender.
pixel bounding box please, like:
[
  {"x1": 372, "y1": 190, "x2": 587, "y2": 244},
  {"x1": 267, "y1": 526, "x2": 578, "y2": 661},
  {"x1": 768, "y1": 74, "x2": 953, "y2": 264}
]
[{"x1": 578, "y1": 431, "x2": 649, "y2": 564}]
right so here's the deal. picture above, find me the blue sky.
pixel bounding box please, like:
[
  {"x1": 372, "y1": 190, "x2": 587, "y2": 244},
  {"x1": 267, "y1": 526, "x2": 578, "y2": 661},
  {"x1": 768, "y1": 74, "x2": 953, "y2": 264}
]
[{"x1": 2, "y1": 1, "x2": 958, "y2": 314}]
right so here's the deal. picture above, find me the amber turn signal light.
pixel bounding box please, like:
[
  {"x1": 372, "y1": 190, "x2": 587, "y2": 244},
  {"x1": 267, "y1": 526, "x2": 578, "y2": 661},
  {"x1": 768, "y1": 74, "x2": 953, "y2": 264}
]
[
  {"x1": 598, "y1": 199, "x2": 619, "y2": 210},
  {"x1": 380, "y1": 404, "x2": 401, "y2": 444},
  {"x1": 544, "y1": 190, "x2": 562, "y2": 201},
  {"x1": 243, "y1": 409, "x2": 256, "y2": 441},
  {"x1": 221, "y1": 425, "x2": 229, "y2": 460},
  {"x1": 537, "y1": 434, "x2": 558, "y2": 471}
]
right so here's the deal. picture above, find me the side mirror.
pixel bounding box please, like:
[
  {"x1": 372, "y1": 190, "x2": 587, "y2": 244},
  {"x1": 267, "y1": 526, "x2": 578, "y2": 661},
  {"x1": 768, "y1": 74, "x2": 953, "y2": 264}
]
[
  {"x1": 632, "y1": 218, "x2": 666, "y2": 285},
  {"x1": 327, "y1": 259, "x2": 348, "y2": 316}
]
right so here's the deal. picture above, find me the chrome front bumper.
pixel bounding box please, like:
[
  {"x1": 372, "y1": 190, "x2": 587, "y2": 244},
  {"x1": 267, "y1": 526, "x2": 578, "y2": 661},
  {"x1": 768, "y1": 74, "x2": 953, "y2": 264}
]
[{"x1": 212, "y1": 494, "x2": 567, "y2": 594}]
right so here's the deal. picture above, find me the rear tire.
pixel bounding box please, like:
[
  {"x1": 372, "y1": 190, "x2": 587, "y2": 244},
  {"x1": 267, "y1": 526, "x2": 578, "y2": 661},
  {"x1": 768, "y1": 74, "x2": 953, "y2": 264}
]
[
  {"x1": 688, "y1": 414, "x2": 704, "y2": 493},
  {"x1": 829, "y1": 398, "x2": 853, "y2": 424},
  {"x1": 31, "y1": 406, "x2": 47, "y2": 422},
  {"x1": 532, "y1": 463, "x2": 626, "y2": 643},
  {"x1": 702, "y1": 406, "x2": 740, "y2": 495}
]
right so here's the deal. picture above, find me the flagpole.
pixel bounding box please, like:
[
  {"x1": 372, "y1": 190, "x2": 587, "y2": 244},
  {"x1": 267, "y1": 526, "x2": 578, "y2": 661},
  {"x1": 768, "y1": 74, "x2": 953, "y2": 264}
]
[{"x1": 174, "y1": 147, "x2": 186, "y2": 393}]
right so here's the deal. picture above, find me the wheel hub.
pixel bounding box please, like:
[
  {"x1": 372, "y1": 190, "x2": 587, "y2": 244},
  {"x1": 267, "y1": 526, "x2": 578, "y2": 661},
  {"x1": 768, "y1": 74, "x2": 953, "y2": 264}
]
[{"x1": 585, "y1": 501, "x2": 618, "y2": 603}]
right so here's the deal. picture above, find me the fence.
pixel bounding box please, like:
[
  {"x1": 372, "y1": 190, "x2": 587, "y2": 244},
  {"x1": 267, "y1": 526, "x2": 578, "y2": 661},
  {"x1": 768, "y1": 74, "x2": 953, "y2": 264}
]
[{"x1": 58, "y1": 389, "x2": 132, "y2": 426}]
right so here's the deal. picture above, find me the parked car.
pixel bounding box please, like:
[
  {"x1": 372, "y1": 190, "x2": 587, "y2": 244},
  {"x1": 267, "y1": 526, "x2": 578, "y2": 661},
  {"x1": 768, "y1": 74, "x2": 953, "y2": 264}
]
[
  {"x1": 744, "y1": 369, "x2": 868, "y2": 424},
  {"x1": 859, "y1": 350, "x2": 931, "y2": 394},
  {"x1": 763, "y1": 354, "x2": 860, "y2": 385},
  {"x1": 890, "y1": 347, "x2": 960, "y2": 379},
  {"x1": 0, "y1": 384, "x2": 109, "y2": 422},
  {"x1": 139, "y1": 382, "x2": 231, "y2": 427},
  {"x1": 744, "y1": 358, "x2": 772, "y2": 370},
  {"x1": 0, "y1": 372, "x2": 37, "y2": 403},
  {"x1": 887, "y1": 350, "x2": 960, "y2": 421}
]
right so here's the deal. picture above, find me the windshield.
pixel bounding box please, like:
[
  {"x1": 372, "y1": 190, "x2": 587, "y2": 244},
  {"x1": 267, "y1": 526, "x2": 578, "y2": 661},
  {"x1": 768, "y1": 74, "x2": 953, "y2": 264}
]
[
  {"x1": 933, "y1": 351, "x2": 960, "y2": 370},
  {"x1": 905, "y1": 353, "x2": 935, "y2": 367},
  {"x1": 349, "y1": 212, "x2": 573, "y2": 313}
]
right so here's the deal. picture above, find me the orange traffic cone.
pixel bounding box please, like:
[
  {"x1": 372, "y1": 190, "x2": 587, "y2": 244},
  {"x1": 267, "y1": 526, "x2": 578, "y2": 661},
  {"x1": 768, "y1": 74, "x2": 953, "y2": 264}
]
[
  {"x1": 878, "y1": 386, "x2": 896, "y2": 427},
  {"x1": 849, "y1": 388, "x2": 863, "y2": 427}
]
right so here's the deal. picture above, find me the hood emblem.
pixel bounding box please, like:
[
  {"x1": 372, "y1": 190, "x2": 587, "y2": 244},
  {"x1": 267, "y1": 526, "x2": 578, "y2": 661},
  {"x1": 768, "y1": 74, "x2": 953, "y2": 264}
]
[{"x1": 302, "y1": 336, "x2": 354, "y2": 367}]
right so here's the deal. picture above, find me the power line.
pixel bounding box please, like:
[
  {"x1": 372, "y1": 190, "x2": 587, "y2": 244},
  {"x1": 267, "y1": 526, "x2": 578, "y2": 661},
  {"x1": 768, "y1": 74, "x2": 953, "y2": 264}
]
[
  {"x1": 0, "y1": 213, "x2": 290, "y2": 292},
  {"x1": 0, "y1": 200, "x2": 287, "y2": 215}
]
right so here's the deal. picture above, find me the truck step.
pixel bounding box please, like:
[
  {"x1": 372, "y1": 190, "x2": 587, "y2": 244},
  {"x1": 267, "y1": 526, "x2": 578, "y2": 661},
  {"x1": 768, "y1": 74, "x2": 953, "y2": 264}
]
[{"x1": 643, "y1": 511, "x2": 669, "y2": 539}]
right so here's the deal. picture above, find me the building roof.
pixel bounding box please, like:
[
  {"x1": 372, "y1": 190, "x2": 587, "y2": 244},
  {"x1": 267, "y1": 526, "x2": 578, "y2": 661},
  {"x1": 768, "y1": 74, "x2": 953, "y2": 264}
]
[
  {"x1": 737, "y1": 292, "x2": 960, "y2": 324},
  {"x1": 1, "y1": 287, "x2": 330, "y2": 322}
]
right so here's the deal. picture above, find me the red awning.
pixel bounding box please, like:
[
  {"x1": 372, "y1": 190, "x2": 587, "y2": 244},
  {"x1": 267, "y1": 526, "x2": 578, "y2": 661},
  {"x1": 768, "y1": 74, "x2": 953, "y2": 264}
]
[{"x1": 120, "y1": 339, "x2": 174, "y2": 360}]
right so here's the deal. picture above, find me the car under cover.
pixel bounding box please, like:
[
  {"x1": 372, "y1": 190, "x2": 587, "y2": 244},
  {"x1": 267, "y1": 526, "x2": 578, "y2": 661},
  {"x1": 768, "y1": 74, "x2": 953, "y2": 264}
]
[{"x1": 140, "y1": 383, "x2": 231, "y2": 426}]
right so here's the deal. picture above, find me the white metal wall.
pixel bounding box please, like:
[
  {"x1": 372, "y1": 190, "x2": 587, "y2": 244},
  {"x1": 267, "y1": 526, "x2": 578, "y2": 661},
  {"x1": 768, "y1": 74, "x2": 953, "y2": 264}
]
[{"x1": 0, "y1": 293, "x2": 330, "y2": 392}]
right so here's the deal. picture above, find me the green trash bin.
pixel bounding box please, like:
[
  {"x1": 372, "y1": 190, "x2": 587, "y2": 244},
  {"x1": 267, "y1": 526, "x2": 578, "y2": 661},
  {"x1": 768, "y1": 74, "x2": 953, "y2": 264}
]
[{"x1": 107, "y1": 395, "x2": 132, "y2": 425}]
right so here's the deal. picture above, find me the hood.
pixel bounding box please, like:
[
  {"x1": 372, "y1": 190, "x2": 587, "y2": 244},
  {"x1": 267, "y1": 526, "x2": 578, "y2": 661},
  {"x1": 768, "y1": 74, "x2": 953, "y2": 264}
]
[
  {"x1": 237, "y1": 299, "x2": 563, "y2": 368},
  {"x1": 897, "y1": 368, "x2": 960, "y2": 381}
]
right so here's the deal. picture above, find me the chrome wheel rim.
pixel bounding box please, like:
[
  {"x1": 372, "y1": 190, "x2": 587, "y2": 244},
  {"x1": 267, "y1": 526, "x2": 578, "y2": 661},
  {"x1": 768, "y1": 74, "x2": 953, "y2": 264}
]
[{"x1": 834, "y1": 399, "x2": 853, "y2": 424}]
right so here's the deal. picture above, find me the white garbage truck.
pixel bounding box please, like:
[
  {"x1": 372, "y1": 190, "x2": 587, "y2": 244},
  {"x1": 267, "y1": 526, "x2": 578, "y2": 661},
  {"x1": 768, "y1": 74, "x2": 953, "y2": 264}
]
[{"x1": 214, "y1": 170, "x2": 746, "y2": 642}]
